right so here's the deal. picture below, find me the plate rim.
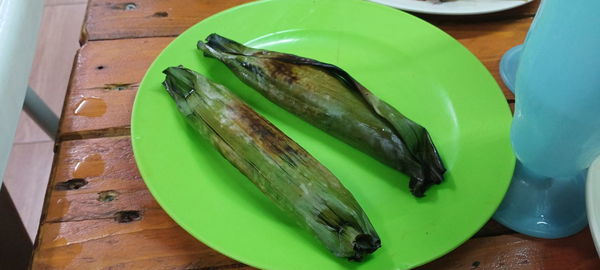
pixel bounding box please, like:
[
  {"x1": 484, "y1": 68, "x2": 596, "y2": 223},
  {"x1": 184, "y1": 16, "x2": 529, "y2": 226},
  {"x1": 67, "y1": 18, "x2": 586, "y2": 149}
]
[
  {"x1": 586, "y1": 158, "x2": 600, "y2": 256},
  {"x1": 367, "y1": 0, "x2": 534, "y2": 15}
]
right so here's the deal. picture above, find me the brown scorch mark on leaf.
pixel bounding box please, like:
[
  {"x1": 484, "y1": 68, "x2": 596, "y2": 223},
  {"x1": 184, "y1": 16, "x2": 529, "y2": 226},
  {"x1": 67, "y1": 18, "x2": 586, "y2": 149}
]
[
  {"x1": 233, "y1": 104, "x2": 303, "y2": 167},
  {"x1": 266, "y1": 60, "x2": 299, "y2": 84}
]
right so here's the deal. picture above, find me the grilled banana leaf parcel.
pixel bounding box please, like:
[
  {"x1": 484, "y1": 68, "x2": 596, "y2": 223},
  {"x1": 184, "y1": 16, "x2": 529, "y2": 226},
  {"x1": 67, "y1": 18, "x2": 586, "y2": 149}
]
[
  {"x1": 163, "y1": 66, "x2": 381, "y2": 261},
  {"x1": 197, "y1": 34, "x2": 446, "y2": 197}
]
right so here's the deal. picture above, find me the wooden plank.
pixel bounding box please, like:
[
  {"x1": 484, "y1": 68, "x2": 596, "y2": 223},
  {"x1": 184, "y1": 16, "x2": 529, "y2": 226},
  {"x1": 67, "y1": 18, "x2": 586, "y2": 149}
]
[
  {"x1": 417, "y1": 228, "x2": 600, "y2": 270},
  {"x1": 59, "y1": 38, "x2": 173, "y2": 140},
  {"x1": 33, "y1": 136, "x2": 598, "y2": 269},
  {"x1": 45, "y1": 136, "x2": 150, "y2": 222},
  {"x1": 71, "y1": 37, "x2": 172, "y2": 90},
  {"x1": 31, "y1": 136, "x2": 246, "y2": 269},
  {"x1": 59, "y1": 16, "x2": 523, "y2": 138},
  {"x1": 63, "y1": 1, "x2": 532, "y2": 139},
  {"x1": 33, "y1": 215, "x2": 247, "y2": 269},
  {"x1": 83, "y1": 0, "x2": 538, "y2": 42},
  {"x1": 84, "y1": 0, "x2": 253, "y2": 41}
]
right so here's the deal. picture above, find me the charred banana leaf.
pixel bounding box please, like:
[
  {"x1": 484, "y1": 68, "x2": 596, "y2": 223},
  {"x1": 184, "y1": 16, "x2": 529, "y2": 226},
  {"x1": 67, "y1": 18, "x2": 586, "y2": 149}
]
[
  {"x1": 197, "y1": 34, "x2": 446, "y2": 197},
  {"x1": 163, "y1": 66, "x2": 381, "y2": 261}
]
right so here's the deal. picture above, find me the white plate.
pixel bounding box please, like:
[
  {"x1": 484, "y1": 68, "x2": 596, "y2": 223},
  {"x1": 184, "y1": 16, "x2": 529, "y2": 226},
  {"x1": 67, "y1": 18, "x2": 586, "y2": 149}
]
[
  {"x1": 587, "y1": 157, "x2": 600, "y2": 256},
  {"x1": 368, "y1": 0, "x2": 534, "y2": 15}
]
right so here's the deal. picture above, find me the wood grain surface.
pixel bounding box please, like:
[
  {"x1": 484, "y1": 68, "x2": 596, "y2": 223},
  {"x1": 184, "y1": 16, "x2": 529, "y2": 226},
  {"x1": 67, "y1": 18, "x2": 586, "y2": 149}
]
[
  {"x1": 83, "y1": 0, "x2": 254, "y2": 41},
  {"x1": 58, "y1": 18, "x2": 529, "y2": 140},
  {"x1": 418, "y1": 228, "x2": 600, "y2": 270},
  {"x1": 31, "y1": 136, "x2": 600, "y2": 269},
  {"x1": 83, "y1": 0, "x2": 539, "y2": 41},
  {"x1": 32, "y1": 0, "x2": 600, "y2": 269},
  {"x1": 59, "y1": 37, "x2": 173, "y2": 140},
  {"x1": 32, "y1": 137, "x2": 244, "y2": 270}
]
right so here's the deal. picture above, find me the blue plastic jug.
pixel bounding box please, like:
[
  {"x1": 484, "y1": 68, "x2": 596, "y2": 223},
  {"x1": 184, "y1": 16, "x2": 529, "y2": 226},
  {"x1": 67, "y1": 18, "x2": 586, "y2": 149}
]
[{"x1": 495, "y1": 0, "x2": 600, "y2": 238}]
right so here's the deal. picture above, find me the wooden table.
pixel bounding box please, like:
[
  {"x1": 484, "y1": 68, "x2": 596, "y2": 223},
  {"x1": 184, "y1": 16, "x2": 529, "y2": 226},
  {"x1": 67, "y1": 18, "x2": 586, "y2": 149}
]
[{"x1": 30, "y1": 1, "x2": 600, "y2": 269}]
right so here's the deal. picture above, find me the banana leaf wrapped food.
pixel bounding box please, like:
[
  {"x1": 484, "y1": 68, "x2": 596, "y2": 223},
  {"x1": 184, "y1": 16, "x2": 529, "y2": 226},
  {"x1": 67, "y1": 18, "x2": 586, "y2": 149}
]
[
  {"x1": 163, "y1": 66, "x2": 381, "y2": 261},
  {"x1": 197, "y1": 34, "x2": 446, "y2": 197}
]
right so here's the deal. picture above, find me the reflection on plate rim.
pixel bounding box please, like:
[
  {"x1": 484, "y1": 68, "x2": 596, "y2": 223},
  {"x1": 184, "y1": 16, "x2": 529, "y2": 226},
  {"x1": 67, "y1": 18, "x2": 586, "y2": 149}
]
[{"x1": 368, "y1": 0, "x2": 534, "y2": 15}]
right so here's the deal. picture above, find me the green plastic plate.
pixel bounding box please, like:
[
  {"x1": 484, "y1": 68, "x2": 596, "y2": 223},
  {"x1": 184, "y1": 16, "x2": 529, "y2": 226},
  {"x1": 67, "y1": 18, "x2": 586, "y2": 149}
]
[{"x1": 131, "y1": 0, "x2": 515, "y2": 269}]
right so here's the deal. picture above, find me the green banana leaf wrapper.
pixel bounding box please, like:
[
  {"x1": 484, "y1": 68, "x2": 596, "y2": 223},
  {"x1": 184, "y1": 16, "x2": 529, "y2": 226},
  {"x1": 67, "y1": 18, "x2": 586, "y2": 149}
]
[
  {"x1": 163, "y1": 66, "x2": 381, "y2": 261},
  {"x1": 197, "y1": 34, "x2": 446, "y2": 197}
]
